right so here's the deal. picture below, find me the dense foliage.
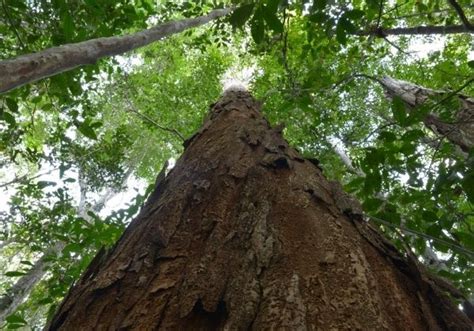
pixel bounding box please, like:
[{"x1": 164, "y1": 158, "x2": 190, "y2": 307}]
[{"x1": 0, "y1": 0, "x2": 473, "y2": 328}]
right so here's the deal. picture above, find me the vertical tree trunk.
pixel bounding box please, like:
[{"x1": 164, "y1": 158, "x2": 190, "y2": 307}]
[
  {"x1": 0, "y1": 8, "x2": 231, "y2": 94},
  {"x1": 0, "y1": 250, "x2": 52, "y2": 322},
  {"x1": 48, "y1": 89, "x2": 472, "y2": 330},
  {"x1": 381, "y1": 76, "x2": 474, "y2": 154}
]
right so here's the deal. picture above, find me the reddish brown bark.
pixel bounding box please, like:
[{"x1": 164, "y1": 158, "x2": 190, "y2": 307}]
[{"x1": 48, "y1": 89, "x2": 472, "y2": 330}]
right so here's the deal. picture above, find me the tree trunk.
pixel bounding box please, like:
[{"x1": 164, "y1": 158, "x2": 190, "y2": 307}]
[
  {"x1": 48, "y1": 89, "x2": 472, "y2": 330},
  {"x1": 381, "y1": 76, "x2": 474, "y2": 154},
  {"x1": 0, "y1": 8, "x2": 231, "y2": 94}
]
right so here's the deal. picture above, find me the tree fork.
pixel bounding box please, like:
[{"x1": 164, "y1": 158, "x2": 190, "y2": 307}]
[
  {"x1": 0, "y1": 8, "x2": 232, "y2": 94},
  {"x1": 48, "y1": 89, "x2": 472, "y2": 330}
]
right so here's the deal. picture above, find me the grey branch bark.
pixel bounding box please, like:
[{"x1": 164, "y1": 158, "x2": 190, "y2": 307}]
[
  {"x1": 0, "y1": 243, "x2": 64, "y2": 322},
  {"x1": 357, "y1": 24, "x2": 472, "y2": 37},
  {"x1": 0, "y1": 7, "x2": 232, "y2": 94},
  {"x1": 380, "y1": 76, "x2": 474, "y2": 154}
]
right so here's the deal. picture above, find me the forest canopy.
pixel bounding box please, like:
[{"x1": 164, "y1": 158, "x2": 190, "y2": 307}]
[{"x1": 0, "y1": 0, "x2": 473, "y2": 328}]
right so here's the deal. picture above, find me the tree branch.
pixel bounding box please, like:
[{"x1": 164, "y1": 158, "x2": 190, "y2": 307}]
[
  {"x1": 0, "y1": 7, "x2": 233, "y2": 94},
  {"x1": 356, "y1": 24, "x2": 472, "y2": 36},
  {"x1": 447, "y1": 0, "x2": 474, "y2": 31}
]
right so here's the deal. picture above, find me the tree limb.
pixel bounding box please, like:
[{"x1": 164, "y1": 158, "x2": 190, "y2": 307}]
[
  {"x1": 0, "y1": 7, "x2": 233, "y2": 94},
  {"x1": 447, "y1": 0, "x2": 474, "y2": 31}
]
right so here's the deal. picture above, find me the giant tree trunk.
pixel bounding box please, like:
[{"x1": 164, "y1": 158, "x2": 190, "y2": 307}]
[{"x1": 48, "y1": 89, "x2": 472, "y2": 330}]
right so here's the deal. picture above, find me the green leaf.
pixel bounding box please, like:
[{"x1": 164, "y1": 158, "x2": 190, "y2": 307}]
[
  {"x1": 335, "y1": 20, "x2": 347, "y2": 45},
  {"x1": 1, "y1": 110, "x2": 16, "y2": 126},
  {"x1": 63, "y1": 243, "x2": 82, "y2": 254},
  {"x1": 309, "y1": 12, "x2": 328, "y2": 23},
  {"x1": 62, "y1": 10, "x2": 75, "y2": 40},
  {"x1": 76, "y1": 121, "x2": 98, "y2": 140},
  {"x1": 266, "y1": 0, "x2": 281, "y2": 13},
  {"x1": 344, "y1": 9, "x2": 364, "y2": 20},
  {"x1": 402, "y1": 129, "x2": 424, "y2": 142},
  {"x1": 251, "y1": 15, "x2": 265, "y2": 44},
  {"x1": 37, "y1": 181, "x2": 56, "y2": 189},
  {"x1": 5, "y1": 271, "x2": 27, "y2": 277},
  {"x1": 5, "y1": 98, "x2": 18, "y2": 113},
  {"x1": 20, "y1": 260, "x2": 34, "y2": 266},
  {"x1": 312, "y1": 0, "x2": 327, "y2": 11},
  {"x1": 264, "y1": 11, "x2": 283, "y2": 33},
  {"x1": 5, "y1": 315, "x2": 27, "y2": 325},
  {"x1": 378, "y1": 131, "x2": 397, "y2": 142},
  {"x1": 461, "y1": 172, "x2": 474, "y2": 203},
  {"x1": 391, "y1": 96, "x2": 408, "y2": 126},
  {"x1": 468, "y1": 60, "x2": 474, "y2": 69},
  {"x1": 37, "y1": 297, "x2": 54, "y2": 305},
  {"x1": 229, "y1": 4, "x2": 255, "y2": 29},
  {"x1": 338, "y1": 16, "x2": 357, "y2": 34}
]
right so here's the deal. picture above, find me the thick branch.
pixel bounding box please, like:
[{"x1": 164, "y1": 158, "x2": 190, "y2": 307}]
[{"x1": 0, "y1": 8, "x2": 232, "y2": 93}]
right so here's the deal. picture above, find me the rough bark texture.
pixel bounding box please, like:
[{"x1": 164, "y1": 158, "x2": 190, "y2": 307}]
[
  {"x1": 48, "y1": 89, "x2": 472, "y2": 330},
  {"x1": 0, "y1": 8, "x2": 231, "y2": 94},
  {"x1": 381, "y1": 76, "x2": 474, "y2": 154}
]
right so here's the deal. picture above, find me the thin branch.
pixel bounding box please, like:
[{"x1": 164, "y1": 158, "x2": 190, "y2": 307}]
[
  {"x1": 376, "y1": 0, "x2": 385, "y2": 29},
  {"x1": 121, "y1": 86, "x2": 185, "y2": 141},
  {"x1": 368, "y1": 214, "x2": 474, "y2": 258},
  {"x1": 447, "y1": 0, "x2": 474, "y2": 31},
  {"x1": 430, "y1": 76, "x2": 474, "y2": 110},
  {"x1": 362, "y1": 121, "x2": 396, "y2": 142},
  {"x1": 1, "y1": 0, "x2": 25, "y2": 50},
  {"x1": 382, "y1": 36, "x2": 413, "y2": 55},
  {"x1": 382, "y1": 0, "x2": 410, "y2": 17},
  {"x1": 356, "y1": 24, "x2": 472, "y2": 36},
  {"x1": 391, "y1": 5, "x2": 474, "y2": 20},
  {"x1": 0, "y1": 167, "x2": 57, "y2": 189}
]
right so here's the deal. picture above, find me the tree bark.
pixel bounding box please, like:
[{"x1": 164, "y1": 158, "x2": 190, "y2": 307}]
[
  {"x1": 0, "y1": 8, "x2": 232, "y2": 94},
  {"x1": 48, "y1": 89, "x2": 472, "y2": 330},
  {"x1": 380, "y1": 76, "x2": 474, "y2": 154}
]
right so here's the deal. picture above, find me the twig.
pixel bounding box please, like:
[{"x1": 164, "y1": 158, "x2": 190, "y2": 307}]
[
  {"x1": 126, "y1": 103, "x2": 185, "y2": 141},
  {"x1": 430, "y1": 76, "x2": 474, "y2": 110},
  {"x1": 1, "y1": 0, "x2": 25, "y2": 50},
  {"x1": 391, "y1": 5, "x2": 474, "y2": 20},
  {"x1": 362, "y1": 121, "x2": 396, "y2": 142},
  {"x1": 447, "y1": 0, "x2": 474, "y2": 31},
  {"x1": 120, "y1": 73, "x2": 185, "y2": 141},
  {"x1": 376, "y1": 0, "x2": 384, "y2": 28},
  {"x1": 368, "y1": 214, "x2": 474, "y2": 258},
  {"x1": 382, "y1": 36, "x2": 413, "y2": 56}
]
